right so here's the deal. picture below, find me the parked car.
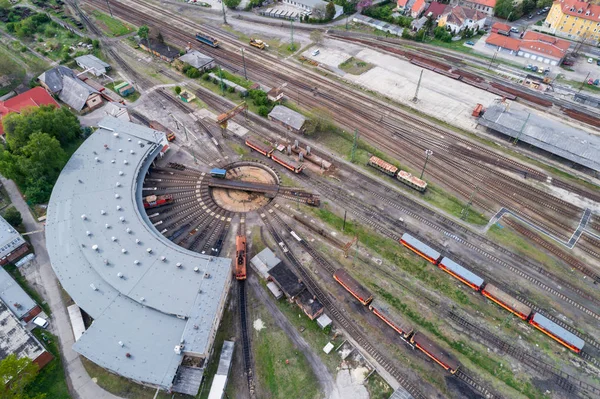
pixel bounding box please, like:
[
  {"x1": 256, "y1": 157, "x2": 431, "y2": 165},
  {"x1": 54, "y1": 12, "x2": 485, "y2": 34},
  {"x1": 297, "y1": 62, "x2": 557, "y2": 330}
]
[
  {"x1": 465, "y1": 41, "x2": 475, "y2": 46},
  {"x1": 527, "y1": 14, "x2": 534, "y2": 19},
  {"x1": 587, "y1": 78, "x2": 594, "y2": 85},
  {"x1": 510, "y1": 27, "x2": 519, "y2": 33},
  {"x1": 542, "y1": 6, "x2": 550, "y2": 11},
  {"x1": 312, "y1": 49, "x2": 320, "y2": 56},
  {"x1": 33, "y1": 316, "x2": 49, "y2": 329},
  {"x1": 588, "y1": 58, "x2": 593, "y2": 63},
  {"x1": 563, "y1": 59, "x2": 574, "y2": 66},
  {"x1": 594, "y1": 79, "x2": 599, "y2": 86},
  {"x1": 597, "y1": 59, "x2": 600, "y2": 66},
  {"x1": 532, "y1": 66, "x2": 539, "y2": 72}
]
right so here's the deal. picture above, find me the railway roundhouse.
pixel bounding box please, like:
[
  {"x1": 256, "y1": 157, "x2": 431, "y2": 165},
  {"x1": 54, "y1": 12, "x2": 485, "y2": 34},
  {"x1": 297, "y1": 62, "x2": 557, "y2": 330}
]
[{"x1": 46, "y1": 117, "x2": 232, "y2": 396}]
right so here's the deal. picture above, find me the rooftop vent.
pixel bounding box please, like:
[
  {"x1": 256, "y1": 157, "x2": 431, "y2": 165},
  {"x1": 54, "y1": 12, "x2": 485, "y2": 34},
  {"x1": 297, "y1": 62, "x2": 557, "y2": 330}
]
[
  {"x1": 118, "y1": 341, "x2": 124, "y2": 347},
  {"x1": 134, "y1": 260, "x2": 140, "y2": 265},
  {"x1": 161, "y1": 256, "x2": 166, "y2": 262},
  {"x1": 193, "y1": 267, "x2": 199, "y2": 273},
  {"x1": 101, "y1": 210, "x2": 106, "y2": 215},
  {"x1": 104, "y1": 259, "x2": 109, "y2": 265},
  {"x1": 81, "y1": 214, "x2": 87, "y2": 220},
  {"x1": 176, "y1": 262, "x2": 182, "y2": 268},
  {"x1": 111, "y1": 236, "x2": 117, "y2": 242},
  {"x1": 147, "y1": 248, "x2": 152, "y2": 253},
  {"x1": 95, "y1": 157, "x2": 100, "y2": 162},
  {"x1": 104, "y1": 144, "x2": 109, "y2": 150},
  {"x1": 122, "y1": 248, "x2": 127, "y2": 254},
  {"x1": 116, "y1": 182, "x2": 121, "y2": 187},
  {"x1": 119, "y1": 216, "x2": 125, "y2": 223},
  {"x1": 86, "y1": 231, "x2": 91, "y2": 236},
  {"x1": 105, "y1": 224, "x2": 111, "y2": 229},
  {"x1": 135, "y1": 239, "x2": 140, "y2": 244},
  {"x1": 128, "y1": 138, "x2": 131, "y2": 142},
  {"x1": 140, "y1": 297, "x2": 145, "y2": 302},
  {"x1": 118, "y1": 149, "x2": 123, "y2": 152},
  {"x1": 126, "y1": 228, "x2": 132, "y2": 234},
  {"x1": 124, "y1": 160, "x2": 129, "y2": 165},
  {"x1": 90, "y1": 283, "x2": 98, "y2": 291},
  {"x1": 111, "y1": 159, "x2": 115, "y2": 164},
  {"x1": 113, "y1": 133, "x2": 119, "y2": 138},
  {"x1": 193, "y1": 324, "x2": 198, "y2": 330},
  {"x1": 92, "y1": 245, "x2": 99, "y2": 251},
  {"x1": 138, "y1": 140, "x2": 142, "y2": 145},
  {"x1": 130, "y1": 150, "x2": 135, "y2": 154},
  {"x1": 117, "y1": 272, "x2": 123, "y2": 278},
  {"x1": 116, "y1": 205, "x2": 122, "y2": 211},
  {"x1": 125, "y1": 353, "x2": 131, "y2": 358},
  {"x1": 204, "y1": 273, "x2": 211, "y2": 279},
  {"x1": 119, "y1": 171, "x2": 124, "y2": 176}
]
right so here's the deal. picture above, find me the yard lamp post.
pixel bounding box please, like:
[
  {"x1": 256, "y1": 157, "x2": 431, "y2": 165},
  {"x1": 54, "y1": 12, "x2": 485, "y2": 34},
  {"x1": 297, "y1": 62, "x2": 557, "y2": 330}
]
[
  {"x1": 240, "y1": 47, "x2": 247, "y2": 80},
  {"x1": 420, "y1": 149, "x2": 433, "y2": 180}
]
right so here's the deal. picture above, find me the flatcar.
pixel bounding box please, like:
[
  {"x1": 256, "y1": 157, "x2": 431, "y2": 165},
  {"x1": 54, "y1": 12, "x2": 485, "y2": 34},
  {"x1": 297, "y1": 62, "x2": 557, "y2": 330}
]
[
  {"x1": 400, "y1": 233, "x2": 442, "y2": 264},
  {"x1": 438, "y1": 257, "x2": 484, "y2": 291},
  {"x1": 529, "y1": 313, "x2": 585, "y2": 353},
  {"x1": 369, "y1": 304, "x2": 412, "y2": 339},
  {"x1": 333, "y1": 268, "x2": 373, "y2": 305},
  {"x1": 245, "y1": 137, "x2": 274, "y2": 157},
  {"x1": 271, "y1": 152, "x2": 304, "y2": 174},
  {"x1": 410, "y1": 332, "x2": 459, "y2": 374},
  {"x1": 143, "y1": 194, "x2": 173, "y2": 209},
  {"x1": 210, "y1": 168, "x2": 227, "y2": 179},
  {"x1": 481, "y1": 283, "x2": 532, "y2": 320},
  {"x1": 368, "y1": 155, "x2": 398, "y2": 176},
  {"x1": 195, "y1": 32, "x2": 219, "y2": 48},
  {"x1": 235, "y1": 235, "x2": 247, "y2": 280},
  {"x1": 397, "y1": 170, "x2": 427, "y2": 192}
]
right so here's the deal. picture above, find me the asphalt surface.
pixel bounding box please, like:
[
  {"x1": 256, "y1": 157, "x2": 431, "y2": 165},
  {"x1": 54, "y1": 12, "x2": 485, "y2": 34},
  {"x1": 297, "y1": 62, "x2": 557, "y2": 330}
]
[{"x1": 0, "y1": 176, "x2": 123, "y2": 399}]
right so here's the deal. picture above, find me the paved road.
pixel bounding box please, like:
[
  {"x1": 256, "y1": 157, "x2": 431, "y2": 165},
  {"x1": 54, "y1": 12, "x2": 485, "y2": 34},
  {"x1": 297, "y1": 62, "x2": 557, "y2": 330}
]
[{"x1": 0, "y1": 177, "x2": 122, "y2": 399}]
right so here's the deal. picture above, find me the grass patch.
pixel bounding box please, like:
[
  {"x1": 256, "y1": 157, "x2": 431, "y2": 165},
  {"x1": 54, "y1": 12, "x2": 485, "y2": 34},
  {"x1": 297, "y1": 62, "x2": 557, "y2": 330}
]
[
  {"x1": 3, "y1": 264, "x2": 50, "y2": 315},
  {"x1": 105, "y1": 81, "x2": 141, "y2": 102},
  {"x1": 81, "y1": 357, "x2": 172, "y2": 399},
  {"x1": 339, "y1": 57, "x2": 374, "y2": 75},
  {"x1": 558, "y1": 77, "x2": 600, "y2": 93},
  {"x1": 91, "y1": 10, "x2": 135, "y2": 37},
  {"x1": 29, "y1": 330, "x2": 70, "y2": 399},
  {"x1": 217, "y1": 68, "x2": 253, "y2": 89},
  {"x1": 251, "y1": 286, "x2": 322, "y2": 399},
  {"x1": 366, "y1": 372, "x2": 393, "y2": 399},
  {"x1": 250, "y1": 225, "x2": 266, "y2": 255},
  {"x1": 0, "y1": 47, "x2": 26, "y2": 96}
]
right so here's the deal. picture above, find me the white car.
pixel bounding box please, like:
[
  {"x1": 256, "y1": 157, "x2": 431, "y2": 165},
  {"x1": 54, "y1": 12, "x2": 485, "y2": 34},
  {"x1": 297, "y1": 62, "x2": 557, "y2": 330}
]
[
  {"x1": 33, "y1": 316, "x2": 49, "y2": 329},
  {"x1": 588, "y1": 58, "x2": 594, "y2": 63},
  {"x1": 312, "y1": 49, "x2": 320, "y2": 56}
]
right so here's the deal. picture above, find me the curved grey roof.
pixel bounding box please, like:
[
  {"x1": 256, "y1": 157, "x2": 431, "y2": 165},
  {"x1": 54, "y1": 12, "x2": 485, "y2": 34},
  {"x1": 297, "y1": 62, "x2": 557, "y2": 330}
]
[{"x1": 46, "y1": 117, "x2": 231, "y2": 391}]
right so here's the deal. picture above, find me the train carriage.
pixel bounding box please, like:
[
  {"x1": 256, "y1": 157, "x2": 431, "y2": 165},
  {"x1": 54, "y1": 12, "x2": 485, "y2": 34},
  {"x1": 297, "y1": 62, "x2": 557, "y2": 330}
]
[
  {"x1": 245, "y1": 137, "x2": 274, "y2": 157},
  {"x1": 210, "y1": 168, "x2": 227, "y2": 179},
  {"x1": 397, "y1": 170, "x2": 427, "y2": 192},
  {"x1": 481, "y1": 283, "x2": 532, "y2": 320},
  {"x1": 369, "y1": 304, "x2": 412, "y2": 339},
  {"x1": 271, "y1": 152, "x2": 304, "y2": 174},
  {"x1": 529, "y1": 313, "x2": 585, "y2": 353},
  {"x1": 195, "y1": 32, "x2": 219, "y2": 48},
  {"x1": 411, "y1": 332, "x2": 459, "y2": 373},
  {"x1": 368, "y1": 155, "x2": 398, "y2": 176},
  {"x1": 438, "y1": 257, "x2": 485, "y2": 291},
  {"x1": 400, "y1": 233, "x2": 442, "y2": 264},
  {"x1": 333, "y1": 269, "x2": 373, "y2": 305},
  {"x1": 235, "y1": 235, "x2": 247, "y2": 280}
]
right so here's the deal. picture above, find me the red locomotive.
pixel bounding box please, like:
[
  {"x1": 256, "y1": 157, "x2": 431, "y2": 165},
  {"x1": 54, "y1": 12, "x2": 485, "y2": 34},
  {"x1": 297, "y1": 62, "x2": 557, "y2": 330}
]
[
  {"x1": 235, "y1": 235, "x2": 247, "y2": 280},
  {"x1": 143, "y1": 194, "x2": 173, "y2": 209}
]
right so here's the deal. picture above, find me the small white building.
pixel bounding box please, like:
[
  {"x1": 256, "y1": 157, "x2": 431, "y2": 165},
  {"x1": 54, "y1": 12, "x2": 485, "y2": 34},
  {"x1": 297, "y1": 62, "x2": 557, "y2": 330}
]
[
  {"x1": 282, "y1": 0, "x2": 343, "y2": 19},
  {"x1": 75, "y1": 55, "x2": 111, "y2": 77},
  {"x1": 438, "y1": 5, "x2": 486, "y2": 34}
]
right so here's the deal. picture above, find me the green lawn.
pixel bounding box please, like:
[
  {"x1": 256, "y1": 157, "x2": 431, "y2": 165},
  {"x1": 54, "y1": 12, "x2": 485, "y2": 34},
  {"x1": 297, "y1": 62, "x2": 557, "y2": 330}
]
[
  {"x1": 29, "y1": 330, "x2": 70, "y2": 399},
  {"x1": 91, "y1": 10, "x2": 135, "y2": 37},
  {"x1": 366, "y1": 372, "x2": 393, "y2": 399},
  {"x1": 3, "y1": 264, "x2": 50, "y2": 315},
  {"x1": 0, "y1": 47, "x2": 26, "y2": 96},
  {"x1": 338, "y1": 57, "x2": 374, "y2": 75},
  {"x1": 558, "y1": 77, "x2": 600, "y2": 93}
]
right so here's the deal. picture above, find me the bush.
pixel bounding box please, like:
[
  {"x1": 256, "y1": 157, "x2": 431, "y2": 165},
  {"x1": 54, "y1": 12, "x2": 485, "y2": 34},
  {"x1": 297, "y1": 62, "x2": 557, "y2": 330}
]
[
  {"x1": 257, "y1": 105, "x2": 270, "y2": 117},
  {"x1": 202, "y1": 73, "x2": 210, "y2": 81},
  {"x1": 4, "y1": 208, "x2": 22, "y2": 228},
  {"x1": 174, "y1": 86, "x2": 182, "y2": 94},
  {"x1": 227, "y1": 86, "x2": 235, "y2": 93},
  {"x1": 92, "y1": 39, "x2": 100, "y2": 49},
  {"x1": 185, "y1": 67, "x2": 201, "y2": 79},
  {"x1": 224, "y1": 0, "x2": 241, "y2": 8}
]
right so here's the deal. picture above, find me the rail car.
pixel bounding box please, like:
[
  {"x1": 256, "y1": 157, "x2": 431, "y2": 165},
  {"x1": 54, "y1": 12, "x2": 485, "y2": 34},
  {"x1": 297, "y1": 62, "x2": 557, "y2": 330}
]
[
  {"x1": 143, "y1": 194, "x2": 173, "y2": 209},
  {"x1": 245, "y1": 137, "x2": 274, "y2": 157},
  {"x1": 235, "y1": 235, "x2": 247, "y2": 280},
  {"x1": 400, "y1": 233, "x2": 442, "y2": 264},
  {"x1": 369, "y1": 304, "x2": 413, "y2": 338},
  {"x1": 271, "y1": 152, "x2": 304, "y2": 174},
  {"x1": 333, "y1": 268, "x2": 373, "y2": 305},
  {"x1": 210, "y1": 168, "x2": 227, "y2": 179},
  {"x1": 410, "y1": 333, "x2": 460, "y2": 374},
  {"x1": 149, "y1": 120, "x2": 175, "y2": 142},
  {"x1": 195, "y1": 32, "x2": 219, "y2": 48},
  {"x1": 368, "y1": 156, "x2": 427, "y2": 192},
  {"x1": 529, "y1": 313, "x2": 585, "y2": 353},
  {"x1": 438, "y1": 257, "x2": 485, "y2": 291},
  {"x1": 481, "y1": 283, "x2": 532, "y2": 320},
  {"x1": 249, "y1": 38, "x2": 265, "y2": 49}
]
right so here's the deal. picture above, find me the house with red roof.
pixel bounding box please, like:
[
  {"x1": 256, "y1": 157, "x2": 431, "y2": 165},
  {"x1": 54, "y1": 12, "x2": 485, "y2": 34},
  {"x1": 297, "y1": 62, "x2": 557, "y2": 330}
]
[
  {"x1": 485, "y1": 31, "x2": 570, "y2": 65},
  {"x1": 491, "y1": 22, "x2": 511, "y2": 36},
  {"x1": 424, "y1": 2, "x2": 447, "y2": 21},
  {"x1": 464, "y1": 0, "x2": 496, "y2": 17},
  {"x1": 0, "y1": 87, "x2": 59, "y2": 135},
  {"x1": 438, "y1": 5, "x2": 487, "y2": 34},
  {"x1": 397, "y1": 0, "x2": 411, "y2": 12},
  {"x1": 410, "y1": 0, "x2": 427, "y2": 18}
]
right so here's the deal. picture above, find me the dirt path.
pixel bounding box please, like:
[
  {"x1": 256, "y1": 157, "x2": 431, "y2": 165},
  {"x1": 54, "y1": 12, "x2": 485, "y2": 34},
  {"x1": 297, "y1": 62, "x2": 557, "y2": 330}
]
[{"x1": 247, "y1": 275, "x2": 338, "y2": 398}]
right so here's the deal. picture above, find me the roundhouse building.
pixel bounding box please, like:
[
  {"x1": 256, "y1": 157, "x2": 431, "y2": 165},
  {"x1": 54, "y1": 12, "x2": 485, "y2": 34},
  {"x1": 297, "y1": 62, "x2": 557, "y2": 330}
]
[{"x1": 46, "y1": 117, "x2": 232, "y2": 395}]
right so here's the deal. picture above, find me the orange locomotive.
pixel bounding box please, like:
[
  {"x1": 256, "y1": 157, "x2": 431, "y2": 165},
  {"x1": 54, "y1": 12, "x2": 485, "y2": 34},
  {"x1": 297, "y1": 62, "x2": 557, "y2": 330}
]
[{"x1": 235, "y1": 235, "x2": 247, "y2": 280}]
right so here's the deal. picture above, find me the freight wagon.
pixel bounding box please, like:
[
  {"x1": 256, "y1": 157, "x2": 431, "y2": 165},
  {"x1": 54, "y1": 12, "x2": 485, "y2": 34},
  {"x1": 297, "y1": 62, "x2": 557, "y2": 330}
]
[
  {"x1": 438, "y1": 257, "x2": 485, "y2": 291},
  {"x1": 245, "y1": 137, "x2": 274, "y2": 157},
  {"x1": 143, "y1": 194, "x2": 173, "y2": 209},
  {"x1": 235, "y1": 235, "x2": 247, "y2": 280},
  {"x1": 410, "y1": 333, "x2": 460, "y2": 374},
  {"x1": 369, "y1": 304, "x2": 412, "y2": 338},
  {"x1": 368, "y1": 156, "x2": 427, "y2": 192},
  {"x1": 271, "y1": 152, "x2": 304, "y2": 174},
  {"x1": 481, "y1": 284, "x2": 532, "y2": 320},
  {"x1": 195, "y1": 32, "x2": 219, "y2": 47},
  {"x1": 400, "y1": 233, "x2": 441, "y2": 264},
  {"x1": 333, "y1": 269, "x2": 373, "y2": 305}
]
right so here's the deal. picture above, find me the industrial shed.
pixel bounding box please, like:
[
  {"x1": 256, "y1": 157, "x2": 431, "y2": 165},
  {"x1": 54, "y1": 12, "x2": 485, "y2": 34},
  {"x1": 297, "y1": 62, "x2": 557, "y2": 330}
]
[
  {"x1": 0, "y1": 267, "x2": 41, "y2": 322},
  {"x1": 268, "y1": 262, "x2": 304, "y2": 299},
  {"x1": 0, "y1": 215, "x2": 28, "y2": 266},
  {"x1": 46, "y1": 117, "x2": 232, "y2": 395},
  {"x1": 268, "y1": 105, "x2": 306, "y2": 134},
  {"x1": 75, "y1": 54, "x2": 111, "y2": 76},
  {"x1": 478, "y1": 103, "x2": 600, "y2": 173}
]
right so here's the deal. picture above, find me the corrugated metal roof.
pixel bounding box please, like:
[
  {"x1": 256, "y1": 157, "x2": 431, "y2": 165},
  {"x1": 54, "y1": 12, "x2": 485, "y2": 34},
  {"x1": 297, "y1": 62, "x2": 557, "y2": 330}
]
[
  {"x1": 179, "y1": 50, "x2": 214, "y2": 69},
  {"x1": 532, "y1": 313, "x2": 585, "y2": 350},
  {"x1": 401, "y1": 233, "x2": 441, "y2": 260},
  {"x1": 46, "y1": 117, "x2": 231, "y2": 391},
  {"x1": 0, "y1": 267, "x2": 37, "y2": 319},
  {"x1": 75, "y1": 55, "x2": 110, "y2": 75},
  {"x1": 268, "y1": 105, "x2": 306, "y2": 131},
  {"x1": 58, "y1": 75, "x2": 98, "y2": 111},
  {"x1": 440, "y1": 257, "x2": 484, "y2": 287},
  {"x1": 0, "y1": 215, "x2": 26, "y2": 260},
  {"x1": 479, "y1": 104, "x2": 600, "y2": 172}
]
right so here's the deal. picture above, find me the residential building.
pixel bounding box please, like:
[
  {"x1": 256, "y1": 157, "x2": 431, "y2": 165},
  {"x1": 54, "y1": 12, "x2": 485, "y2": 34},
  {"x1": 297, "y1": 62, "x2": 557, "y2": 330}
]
[
  {"x1": 75, "y1": 54, "x2": 111, "y2": 77},
  {"x1": 411, "y1": 0, "x2": 427, "y2": 18},
  {"x1": 267, "y1": 87, "x2": 284, "y2": 102},
  {"x1": 268, "y1": 105, "x2": 306, "y2": 133},
  {"x1": 491, "y1": 21, "x2": 512, "y2": 35},
  {"x1": 281, "y1": 0, "x2": 343, "y2": 19},
  {"x1": 38, "y1": 66, "x2": 103, "y2": 112},
  {"x1": 138, "y1": 38, "x2": 181, "y2": 62},
  {"x1": 424, "y1": 1, "x2": 448, "y2": 21},
  {"x1": 0, "y1": 215, "x2": 28, "y2": 266},
  {"x1": 438, "y1": 5, "x2": 487, "y2": 33},
  {"x1": 0, "y1": 267, "x2": 41, "y2": 322},
  {"x1": 411, "y1": 16, "x2": 429, "y2": 30},
  {"x1": 464, "y1": 0, "x2": 496, "y2": 17},
  {"x1": 177, "y1": 50, "x2": 215, "y2": 72},
  {"x1": 544, "y1": 0, "x2": 600, "y2": 44},
  {"x1": 397, "y1": 0, "x2": 411, "y2": 12},
  {"x1": 485, "y1": 31, "x2": 570, "y2": 65},
  {"x1": 0, "y1": 87, "x2": 59, "y2": 135}
]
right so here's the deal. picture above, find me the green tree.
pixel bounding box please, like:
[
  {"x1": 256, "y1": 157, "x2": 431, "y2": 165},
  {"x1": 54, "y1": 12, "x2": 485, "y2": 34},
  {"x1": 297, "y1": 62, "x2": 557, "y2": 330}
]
[
  {"x1": 224, "y1": 0, "x2": 241, "y2": 9},
  {"x1": 325, "y1": 1, "x2": 336, "y2": 20},
  {"x1": 92, "y1": 39, "x2": 100, "y2": 49},
  {"x1": 185, "y1": 67, "x2": 201, "y2": 78},
  {"x1": 257, "y1": 105, "x2": 270, "y2": 117},
  {"x1": 138, "y1": 25, "x2": 151, "y2": 52},
  {"x1": 310, "y1": 29, "x2": 323, "y2": 44},
  {"x1": 174, "y1": 86, "x2": 182, "y2": 94},
  {"x1": 0, "y1": 354, "x2": 44, "y2": 399},
  {"x1": 0, "y1": 0, "x2": 11, "y2": 10},
  {"x1": 2, "y1": 105, "x2": 81, "y2": 151},
  {"x1": 4, "y1": 207, "x2": 22, "y2": 228},
  {"x1": 494, "y1": 0, "x2": 519, "y2": 20}
]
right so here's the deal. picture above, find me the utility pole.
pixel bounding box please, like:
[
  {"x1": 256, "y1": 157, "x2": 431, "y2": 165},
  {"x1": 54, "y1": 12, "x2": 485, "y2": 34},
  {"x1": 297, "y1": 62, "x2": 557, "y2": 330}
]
[
  {"x1": 513, "y1": 113, "x2": 530, "y2": 145},
  {"x1": 290, "y1": 20, "x2": 294, "y2": 50},
  {"x1": 412, "y1": 69, "x2": 423, "y2": 102},
  {"x1": 221, "y1": 0, "x2": 227, "y2": 25},
  {"x1": 106, "y1": 0, "x2": 113, "y2": 17},
  {"x1": 240, "y1": 47, "x2": 247, "y2": 81},
  {"x1": 420, "y1": 149, "x2": 433, "y2": 180},
  {"x1": 346, "y1": 14, "x2": 349, "y2": 30},
  {"x1": 461, "y1": 185, "x2": 478, "y2": 220},
  {"x1": 342, "y1": 210, "x2": 347, "y2": 231},
  {"x1": 218, "y1": 65, "x2": 225, "y2": 95},
  {"x1": 351, "y1": 129, "x2": 359, "y2": 163},
  {"x1": 487, "y1": 51, "x2": 497, "y2": 70},
  {"x1": 579, "y1": 72, "x2": 590, "y2": 93}
]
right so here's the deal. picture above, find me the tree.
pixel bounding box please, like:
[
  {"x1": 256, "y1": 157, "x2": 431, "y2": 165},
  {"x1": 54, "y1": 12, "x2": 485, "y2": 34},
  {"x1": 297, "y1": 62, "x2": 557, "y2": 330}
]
[
  {"x1": 92, "y1": 39, "x2": 100, "y2": 49},
  {"x1": 0, "y1": 354, "x2": 44, "y2": 399},
  {"x1": 4, "y1": 207, "x2": 22, "y2": 228},
  {"x1": 174, "y1": 86, "x2": 182, "y2": 94},
  {"x1": 325, "y1": 1, "x2": 336, "y2": 20},
  {"x1": 2, "y1": 105, "x2": 81, "y2": 151},
  {"x1": 185, "y1": 67, "x2": 201, "y2": 78},
  {"x1": 310, "y1": 29, "x2": 323, "y2": 45},
  {"x1": 138, "y1": 25, "x2": 151, "y2": 51},
  {"x1": 224, "y1": 0, "x2": 241, "y2": 9},
  {"x1": 494, "y1": 0, "x2": 520, "y2": 20}
]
